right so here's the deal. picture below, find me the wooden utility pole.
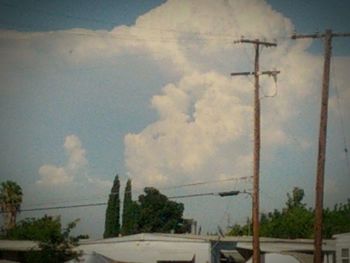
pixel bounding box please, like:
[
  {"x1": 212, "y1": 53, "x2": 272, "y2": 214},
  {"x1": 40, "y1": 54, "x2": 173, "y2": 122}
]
[
  {"x1": 231, "y1": 39, "x2": 279, "y2": 263},
  {"x1": 292, "y1": 29, "x2": 350, "y2": 263}
]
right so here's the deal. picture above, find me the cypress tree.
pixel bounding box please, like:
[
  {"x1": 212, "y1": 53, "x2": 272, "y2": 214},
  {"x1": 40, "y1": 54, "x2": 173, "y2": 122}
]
[
  {"x1": 103, "y1": 174, "x2": 120, "y2": 238},
  {"x1": 121, "y1": 179, "x2": 136, "y2": 235}
]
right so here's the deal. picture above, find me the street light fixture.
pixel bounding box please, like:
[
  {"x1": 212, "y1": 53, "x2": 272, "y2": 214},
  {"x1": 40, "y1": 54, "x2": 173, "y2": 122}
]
[
  {"x1": 218, "y1": 190, "x2": 240, "y2": 197},
  {"x1": 168, "y1": 190, "x2": 244, "y2": 199}
]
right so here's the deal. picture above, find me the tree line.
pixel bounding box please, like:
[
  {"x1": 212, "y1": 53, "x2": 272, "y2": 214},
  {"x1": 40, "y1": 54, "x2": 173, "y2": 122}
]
[
  {"x1": 103, "y1": 174, "x2": 189, "y2": 238},
  {"x1": 0, "y1": 181, "x2": 82, "y2": 262},
  {"x1": 1, "y1": 179, "x2": 350, "y2": 261},
  {"x1": 229, "y1": 187, "x2": 350, "y2": 239},
  {"x1": 0, "y1": 176, "x2": 188, "y2": 241}
]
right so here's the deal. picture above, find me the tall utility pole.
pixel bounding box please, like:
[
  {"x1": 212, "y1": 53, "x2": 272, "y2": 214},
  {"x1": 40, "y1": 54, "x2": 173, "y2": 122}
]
[
  {"x1": 231, "y1": 39, "x2": 280, "y2": 263},
  {"x1": 292, "y1": 29, "x2": 350, "y2": 263}
]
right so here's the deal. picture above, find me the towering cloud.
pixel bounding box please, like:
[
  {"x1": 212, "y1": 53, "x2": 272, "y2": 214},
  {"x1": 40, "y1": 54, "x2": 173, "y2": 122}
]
[
  {"x1": 120, "y1": 0, "x2": 323, "y2": 189},
  {"x1": 1, "y1": 0, "x2": 349, "y2": 236}
]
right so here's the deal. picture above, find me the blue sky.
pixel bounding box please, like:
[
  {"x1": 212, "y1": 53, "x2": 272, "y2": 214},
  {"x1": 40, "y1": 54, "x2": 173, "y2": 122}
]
[
  {"x1": 1, "y1": 0, "x2": 349, "y2": 238},
  {"x1": 0, "y1": 0, "x2": 165, "y2": 30}
]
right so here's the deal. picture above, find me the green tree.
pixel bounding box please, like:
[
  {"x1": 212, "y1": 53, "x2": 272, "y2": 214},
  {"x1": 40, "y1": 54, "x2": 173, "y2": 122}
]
[
  {"x1": 6, "y1": 215, "x2": 61, "y2": 241},
  {"x1": 0, "y1": 180, "x2": 23, "y2": 231},
  {"x1": 229, "y1": 218, "x2": 251, "y2": 236},
  {"x1": 323, "y1": 199, "x2": 350, "y2": 238},
  {"x1": 104, "y1": 174, "x2": 120, "y2": 238},
  {"x1": 270, "y1": 187, "x2": 313, "y2": 238},
  {"x1": 229, "y1": 188, "x2": 350, "y2": 239},
  {"x1": 229, "y1": 187, "x2": 313, "y2": 238},
  {"x1": 136, "y1": 187, "x2": 184, "y2": 233},
  {"x1": 121, "y1": 179, "x2": 138, "y2": 235},
  {"x1": 229, "y1": 224, "x2": 245, "y2": 236},
  {"x1": 4, "y1": 215, "x2": 82, "y2": 263},
  {"x1": 37, "y1": 219, "x2": 82, "y2": 263},
  {"x1": 286, "y1": 187, "x2": 305, "y2": 209},
  {"x1": 260, "y1": 187, "x2": 313, "y2": 238}
]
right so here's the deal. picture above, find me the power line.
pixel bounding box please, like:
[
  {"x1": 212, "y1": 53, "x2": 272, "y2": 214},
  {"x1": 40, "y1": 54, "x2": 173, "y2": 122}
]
[
  {"x1": 0, "y1": 4, "x2": 238, "y2": 43},
  {"x1": 0, "y1": 1, "x2": 117, "y2": 27},
  {"x1": 168, "y1": 190, "x2": 241, "y2": 199},
  {"x1": 0, "y1": 1, "x2": 292, "y2": 45},
  {"x1": 0, "y1": 23, "x2": 235, "y2": 47},
  {"x1": 20, "y1": 176, "x2": 252, "y2": 209},
  {"x1": 0, "y1": 0, "x2": 252, "y2": 41},
  {"x1": 160, "y1": 176, "x2": 252, "y2": 190},
  {"x1": 19, "y1": 202, "x2": 107, "y2": 212},
  {"x1": 331, "y1": 61, "x2": 350, "y2": 176},
  {"x1": 1, "y1": 190, "x2": 246, "y2": 213},
  {"x1": 0, "y1": 0, "x2": 297, "y2": 49}
]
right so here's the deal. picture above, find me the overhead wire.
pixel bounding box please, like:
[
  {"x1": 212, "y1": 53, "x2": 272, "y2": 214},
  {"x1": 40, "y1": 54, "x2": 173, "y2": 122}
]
[
  {"x1": 331, "y1": 60, "x2": 350, "y2": 176},
  {"x1": 19, "y1": 176, "x2": 252, "y2": 210},
  {"x1": 2, "y1": 3, "x2": 252, "y2": 213},
  {"x1": 0, "y1": 0, "x2": 254, "y2": 42},
  {"x1": 3, "y1": 1, "x2": 347, "y2": 220},
  {"x1": 18, "y1": 202, "x2": 107, "y2": 213},
  {"x1": 0, "y1": 1, "x2": 240, "y2": 43},
  {"x1": 159, "y1": 176, "x2": 252, "y2": 190},
  {"x1": 261, "y1": 73, "x2": 279, "y2": 99},
  {"x1": 0, "y1": 0, "x2": 117, "y2": 27},
  {"x1": 10, "y1": 188, "x2": 249, "y2": 213}
]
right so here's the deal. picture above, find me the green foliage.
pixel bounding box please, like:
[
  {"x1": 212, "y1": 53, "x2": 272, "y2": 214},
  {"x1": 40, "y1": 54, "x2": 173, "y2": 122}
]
[
  {"x1": 6, "y1": 215, "x2": 61, "y2": 241},
  {"x1": 286, "y1": 187, "x2": 305, "y2": 209},
  {"x1": 4, "y1": 215, "x2": 82, "y2": 263},
  {"x1": 229, "y1": 218, "x2": 251, "y2": 236},
  {"x1": 176, "y1": 218, "x2": 195, "y2": 234},
  {"x1": 136, "y1": 187, "x2": 184, "y2": 233},
  {"x1": 120, "y1": 182, "x2": 185, "y2": 235},
  {"x1": 0, "y1": 181, "x2": 23, "y2": 210},
  {"x1": 259, "y1": 206, "x2": 314, "y2": 239},
  {"x1": 228, "y1": 224, "x2": 245, "y2": 236},
  {"x1": 104, "y1": 174, "x2": 120, "y2": 238},
  {"x1": 121, "y1": 179, "x2": 138, "y2": 235},
  {"x1": 323, "y1": 200, "x2": 350, "y2": 238},
  {"x1": 259, "y1": 187, "x2": 314, "y2": 238},
  {"x1": 35, "y1": 219, "x2": 82, "y2": 263},
  {"x1": 0, "y1": 180, "x2": 23, "y2": 231},
  {"x1": 228, "y1": 187, "x2": 350, "y2": 239}
]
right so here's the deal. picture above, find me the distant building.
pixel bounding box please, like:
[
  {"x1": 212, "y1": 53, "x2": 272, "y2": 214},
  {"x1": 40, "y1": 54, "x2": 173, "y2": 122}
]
[
  {"x1": 333, "y1": 232, "x2": 350, "y2": 263},
  {"x1": 1, "y1": 233, "x2": 347, "y2": 263},
  {"x1": 0, "y1": 240, "x2": 38, "y2": 262},
  {"x1": 76, "y1": 233, "x2": 335, "y2": 263}
]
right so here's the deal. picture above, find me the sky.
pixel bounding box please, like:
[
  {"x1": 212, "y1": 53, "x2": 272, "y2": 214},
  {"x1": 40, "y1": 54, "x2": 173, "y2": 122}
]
[{"x1": 0, "y1": 0, "x2": 350, "y2": 239}]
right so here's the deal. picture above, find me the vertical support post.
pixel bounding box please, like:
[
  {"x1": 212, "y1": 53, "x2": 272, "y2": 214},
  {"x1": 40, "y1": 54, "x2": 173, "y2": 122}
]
[
  {"x1": 252, "y1": 42, "x2": 261, "y2": 263},
  {"x1": 292, "y1": 29, "x2": 350, "y2": 263},
  {"x1": 232, "y1": 38, "x2": 279, "y2": 263},
  {"x1": 314, "y1": 29, "x2": 332, "y2": 263}
]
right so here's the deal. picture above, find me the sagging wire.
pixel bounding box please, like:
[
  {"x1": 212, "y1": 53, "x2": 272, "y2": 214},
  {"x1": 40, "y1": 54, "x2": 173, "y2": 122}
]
[
  {"x1": 331, "y1": 62, "x2": 350, "y2": 176},
  {"x1": 261, "y1": 70, "x2": 279, "y2": 98}
]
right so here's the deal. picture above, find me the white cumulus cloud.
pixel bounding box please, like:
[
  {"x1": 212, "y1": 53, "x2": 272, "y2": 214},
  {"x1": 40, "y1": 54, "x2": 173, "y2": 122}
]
[
  {"x1": 2, "y1": 0, "x2": 349, "y2": 237},
  {"x1": 37, "y1": 135, "x2": 87, "y2": 185},
  {"x1": 121, "y1": 0, "x2": 327, "y2": 190},
  {"x1": 125, "y1": 71, "x2": 252, "y2": 187},
  {"x1": 38, "y1": 165, "x2": 72, "y2": 185}
]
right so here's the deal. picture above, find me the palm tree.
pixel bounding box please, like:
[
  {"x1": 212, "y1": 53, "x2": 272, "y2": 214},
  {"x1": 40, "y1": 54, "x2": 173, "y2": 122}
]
[{"x1": 0, "y1": 181, "x2": 23, "y2": 231}]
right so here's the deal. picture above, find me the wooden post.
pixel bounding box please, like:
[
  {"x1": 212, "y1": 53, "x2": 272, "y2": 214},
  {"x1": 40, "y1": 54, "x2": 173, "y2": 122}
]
[
  {"x1": 314, "y1": 29, "x2": 332, "y2": 263},
  {"x1": 231, "y1": 39, "x2": 279, "y2": 263},
  {"x1": 292, "y1": 30, "x2": 350, "y2": 262},
  {"x1": 252, "y1": 41, "x2": 261, "y2": 263}
]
